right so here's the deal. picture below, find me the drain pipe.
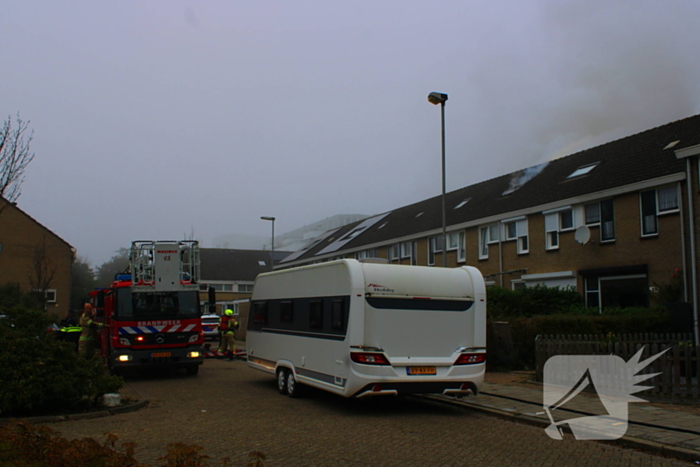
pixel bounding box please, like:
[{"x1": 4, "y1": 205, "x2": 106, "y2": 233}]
[
  {"x1": 675, "y1": 146, "x2": 700, "y2": 346},
  {"x1": 678, "y1": 181, "x2": 689, "y2": 303},
  {"x1": 685, "y1": 159, "x2": 699, "y2": 346}
]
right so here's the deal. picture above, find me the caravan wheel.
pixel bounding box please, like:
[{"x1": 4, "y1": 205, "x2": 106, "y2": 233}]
[
  {"x1": 286, "y1": 371, "x2": 302, "y2": 398},
  {"x1": 277, "y1": 368, "x2": 288, "y2": 394}
]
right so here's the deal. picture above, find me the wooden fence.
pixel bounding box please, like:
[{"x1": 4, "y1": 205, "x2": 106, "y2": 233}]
[{"x1": 535, "y1": 333, "x2": 699, "y2": 400}]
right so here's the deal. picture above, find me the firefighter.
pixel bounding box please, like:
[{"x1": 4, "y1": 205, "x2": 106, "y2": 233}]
[
  {"x1": 218, "y1": 309, "x2": 238, "y2": 360},
  {"x1": 78, "y1": 303, "x2": 103, "y2": 358}
]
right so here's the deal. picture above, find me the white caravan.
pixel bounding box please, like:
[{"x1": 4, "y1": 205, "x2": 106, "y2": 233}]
[{"x1": 246, "y1": 259, "x2": 486, "y2": 398}]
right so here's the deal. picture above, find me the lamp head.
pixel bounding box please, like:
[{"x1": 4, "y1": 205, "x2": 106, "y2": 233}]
[
  {"x1": 261, "y1": 216, "x2": 275, "y2": 221},
  {"x1": 428, "y1": 92, "x2": 448, "y2": 105}
]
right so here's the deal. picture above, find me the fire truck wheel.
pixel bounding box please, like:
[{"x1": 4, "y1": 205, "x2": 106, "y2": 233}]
[
  {"x1": 277, "y1": 368, "x2": 288, "y2": 394},
  {"x1": 186, "y1": 365, "x2": 199, "y2": 376},
  {"x1": 286, "y1": 371, "x2": 302, "y2": 398}
]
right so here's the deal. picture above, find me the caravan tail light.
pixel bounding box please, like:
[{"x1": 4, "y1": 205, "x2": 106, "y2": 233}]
[
  {"x1": 454, "y1": 353, "x2": 486, "y2": 365},
  {"x1": 351, "y1": 352, "x2": 390, "y2": 365}
]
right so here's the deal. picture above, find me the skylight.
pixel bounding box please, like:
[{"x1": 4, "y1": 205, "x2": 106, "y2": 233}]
[
  {"x1": 415, "y1": 212, "x2": 424, "y2": 218},
  {"x1": 454, "y1": 199, "x2": 471, "y2": 210},
  {"x1": 567, "y1": 162, "x2": 600, "y2": 179},
  {"x1": 664, "y1": 140, "x2": 680, "y2": 150},
  {"x1": 258, "y1": 261, "x2": 266, "y2": 266}
]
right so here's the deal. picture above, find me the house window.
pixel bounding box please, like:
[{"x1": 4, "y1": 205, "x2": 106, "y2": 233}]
[
  {"x1": 447, "y1": 233, "x2": 459, "y2": 251},
  {"x1": 545, "y1": 215, "x2": 559, "y2": 250},
  {"x1": 400, "y1": 242, "x2": 412, "y2": 258},
  {"x1": 560, "y1": 210, "x2": 574, "y2": 230},
  {"x1": 489, "y1": 224, "x2": 500, "y2": 242},
  {"x1": 479, "y1": 224, "x2": 499, "y2": 260},
  {"x1": 600, "y1": 199, "x2": 615, "y2": 242},
  {"x1": 411, "y1": 241, "x2": 418, "y2": 266},
  {"x1": 640, "y1": 186, "x2": 679, "y2": 236},
  {"x1": 658, "y1": 186, "x2": 679, "y2": 212},
  {"x1": 237, "y1": 284, "x2": 254, "y2": 292},
  {"x1": 505, "y1": 221, "x2": 517, "y2": 240},
  {"x1": 356, "y1": 249, "x2": 378, "y2": 260},
  {"x1": 44, "y1": 289, "x2": 57, "y2": 303},
  {"x1": 222, "y1": 284, "x2": 234, "y2": 292},
  {"x1": 640, "y1": 190, "x2": 658, "y2": 236},
  {"x1": 388, "y1": 243, "x2": 400, "y2": 261},
  {"x1": 457, "y1": 231, "x2": 466, "y2": 263},
  {"x1": 544, "y1": 209, "x2": 572, "y2": 250},
  {"x1": 479, "y1": 227, "x2": 488, "y2": 259},
  {"x1": 428, "y1": 235, "x2": 444, "y2": 265},
  {"x1": 585, "y1": 203, "x2": 600, "y2": 225},
  {"x1": 585, "y1": 276, "x2": 600, "y2": 308},
  {"x1": 503, "y1": 218, "x2": 529, "y2": 254}
]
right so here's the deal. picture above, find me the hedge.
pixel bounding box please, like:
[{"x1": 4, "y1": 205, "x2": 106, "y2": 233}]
[{"x1": 0, "y1": 306, "x2": 123, "y2": 417}]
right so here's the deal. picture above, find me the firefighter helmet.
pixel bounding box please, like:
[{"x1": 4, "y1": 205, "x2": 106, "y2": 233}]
[{"x1": 225, "y1": 309, "x2": 233, "y2": 316}]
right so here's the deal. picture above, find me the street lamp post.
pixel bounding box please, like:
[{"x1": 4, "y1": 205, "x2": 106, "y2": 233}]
[
  {"x1": 260, "y1": 216, "x2": 275, "y2": 271},
  {"x1": 428, "y1": 92, "x2": 448, "y2": 267}
]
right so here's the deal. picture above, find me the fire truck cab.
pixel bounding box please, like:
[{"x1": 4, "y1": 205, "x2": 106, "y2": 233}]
[{"x1": 91, "y1": 240, "x2": 205, "y2": 375}]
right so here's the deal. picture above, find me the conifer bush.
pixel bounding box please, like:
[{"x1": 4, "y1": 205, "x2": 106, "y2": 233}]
[{"x1": 0, "y1": 306, "x2": 122, "y2": 417}]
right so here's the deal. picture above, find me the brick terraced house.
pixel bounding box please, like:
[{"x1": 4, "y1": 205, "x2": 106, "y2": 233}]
[
  {"x1": 278, "y1": 114, "x2": 700, "y2": 342},
  {"x1": 198, "y1": 248, "x2": 290, "y2": 340},
  {"x1": 0, "y1": 198, "x2": 74, "y2": 317}
]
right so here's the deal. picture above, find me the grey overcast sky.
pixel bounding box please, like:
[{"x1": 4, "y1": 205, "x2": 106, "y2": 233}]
[{"x1": 3, "y1": 1, "x2": 700, "y2": 267}]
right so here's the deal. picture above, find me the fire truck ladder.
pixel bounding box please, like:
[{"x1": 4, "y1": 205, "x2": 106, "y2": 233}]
[{"x1": 130, "y1": 240, "x2": 201, "y2": 288}]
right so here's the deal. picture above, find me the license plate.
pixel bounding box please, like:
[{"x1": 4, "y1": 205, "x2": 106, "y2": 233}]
[
  {"x1": 151, "y1": 352, "x2": 171, "y2": 358},
  {"x1": 407, "y1": 366, "x2": 436, "y2": 375}
]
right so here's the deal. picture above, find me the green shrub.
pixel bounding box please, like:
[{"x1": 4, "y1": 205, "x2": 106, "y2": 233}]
[
  {"x1": 488, "y1": 308, "x2": 672, "y2": 370},
  {"x1": 487, "y1": 285, "x2": 585, "y2": 318},
  {"x1": 0, "y1": 306, "x2": 123, "y2": 417}
]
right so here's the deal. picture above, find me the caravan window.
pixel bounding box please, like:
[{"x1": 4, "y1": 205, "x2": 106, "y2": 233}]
[
  {"x1": 366, "y1": 297, "x2": 473, "y2": 312},
  {"x1": 331, "y1": 299, "x2": 345, "y2": 330},
  {"x1": 280, "y1": 301, "x2": 294, "y2": 323},
  {"x1": 252, "y1": 301, "x2": 268, "y2": 325},
  {"x1": 309, "y1": 300, "x2": 323, "y2": 329}
]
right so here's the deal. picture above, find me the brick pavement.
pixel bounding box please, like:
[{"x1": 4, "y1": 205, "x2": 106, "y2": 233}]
[
  {"x1": 428, "y1": 374, "x2": 700, "y2": 463},
  {"x1": 44, "y1": 360, "x2": 695, "y2": 466}
]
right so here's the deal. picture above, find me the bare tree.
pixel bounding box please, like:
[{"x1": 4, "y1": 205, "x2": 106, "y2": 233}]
[
  {"x1": 28, "y1": 233, "x2": 57, "y2": 308},
  {"x1": 0, "y1": 113, "x2": 35, "y2": 213}
]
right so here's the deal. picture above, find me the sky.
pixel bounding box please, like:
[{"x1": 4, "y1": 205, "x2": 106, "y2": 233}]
[{"x1": 3, "y1": 0, "x2": 700, "y2": 267}]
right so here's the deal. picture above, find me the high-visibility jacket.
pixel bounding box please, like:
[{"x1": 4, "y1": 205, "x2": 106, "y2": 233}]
[{"x1": 79, "y1": 313, "x2": 102, "y2": 341}]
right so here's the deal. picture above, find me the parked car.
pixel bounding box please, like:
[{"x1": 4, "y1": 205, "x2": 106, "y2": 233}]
[{"x1": 201, "y1": 314, "x2": 220, "y2": 340}]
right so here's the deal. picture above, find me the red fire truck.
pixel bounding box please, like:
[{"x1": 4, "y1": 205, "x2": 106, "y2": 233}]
[{"x1": 90, "y1": 240, "x2": 205, "y2": 375}]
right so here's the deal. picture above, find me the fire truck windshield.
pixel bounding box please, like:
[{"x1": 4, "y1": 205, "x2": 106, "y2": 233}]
[{"x1": 116, "y1": 289, "x2": 199, "y2": 320}]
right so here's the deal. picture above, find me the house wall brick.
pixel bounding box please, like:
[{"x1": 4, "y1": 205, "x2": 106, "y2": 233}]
[{"x1": 0, "y1": 200, "x2": 74, "y2": 319}]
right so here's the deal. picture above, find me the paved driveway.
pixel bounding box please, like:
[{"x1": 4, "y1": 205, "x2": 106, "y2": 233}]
[{"x1": 51, "y1": 360, "x2": 691, "y2": 466}]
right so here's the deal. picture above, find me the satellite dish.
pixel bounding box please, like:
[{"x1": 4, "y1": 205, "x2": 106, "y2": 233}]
[{"x1": 574, "y1": 225, "x2": 591, "y2": 245}]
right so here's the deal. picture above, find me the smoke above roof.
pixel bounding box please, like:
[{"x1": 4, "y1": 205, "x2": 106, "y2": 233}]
[{"x1": 502, "y1": 162, "x2": 549, "y2": 196}]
